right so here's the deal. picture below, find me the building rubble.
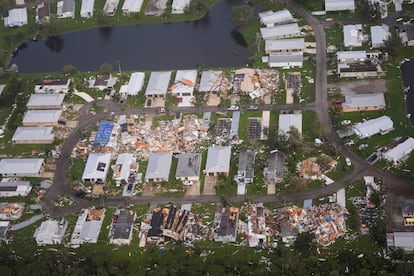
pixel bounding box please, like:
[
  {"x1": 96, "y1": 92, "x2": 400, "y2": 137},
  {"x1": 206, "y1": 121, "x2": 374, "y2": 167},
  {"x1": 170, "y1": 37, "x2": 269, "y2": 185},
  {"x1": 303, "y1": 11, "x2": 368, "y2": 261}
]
[{"x1": 275, "y1": 203, "x2": 349, "y2": 246}]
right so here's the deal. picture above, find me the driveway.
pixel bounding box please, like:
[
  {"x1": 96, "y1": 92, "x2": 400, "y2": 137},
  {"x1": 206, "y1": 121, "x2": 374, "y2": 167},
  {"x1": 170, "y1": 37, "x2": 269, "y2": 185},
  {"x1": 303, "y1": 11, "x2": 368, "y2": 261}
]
[
  {"x1": 185, "y1": 181, "x2": 200, "y2": 196},
  {"x1": 203, "y1": 176, "x2": 217, "y2": 195}
]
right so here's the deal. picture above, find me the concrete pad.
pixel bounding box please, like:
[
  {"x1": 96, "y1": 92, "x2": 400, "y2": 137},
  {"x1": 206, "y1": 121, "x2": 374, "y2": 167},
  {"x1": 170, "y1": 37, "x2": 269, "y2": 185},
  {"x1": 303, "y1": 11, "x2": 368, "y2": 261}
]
[
  {"x1": 74, "y1": 92, "x2": 94, "y2": 102},
  {"x1": 92, "y1": 184, "x2": 104, "y2": 195},
  {"x1": 207, "y1": 94, "x2": 220, "y2": 106},
  {"x1": 178, "y1": 96, "x2": 195, "y2": 107},
  {"x1": 267, "y1": 183, "x2": 276, "y2": 194},
  {"x1": 203, "y1": 176, "x2": 216, "y2": 195},
  {"x1": 237, "y1": 183, "x2": 246, "y2": 195},
  {"x1": 185, "y1": 180, "x2": 200, "y2": 196}
]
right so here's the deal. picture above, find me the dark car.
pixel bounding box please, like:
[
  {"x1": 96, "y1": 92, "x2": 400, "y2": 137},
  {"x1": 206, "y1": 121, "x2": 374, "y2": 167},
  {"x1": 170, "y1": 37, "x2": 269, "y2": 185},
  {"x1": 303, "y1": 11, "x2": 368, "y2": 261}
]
[
  {"x1": 246, "y1": 105, "x2": 258, "y2": 111},
  {"x1": 127, "y1": 183, "x2": 133, "y2": 192}
]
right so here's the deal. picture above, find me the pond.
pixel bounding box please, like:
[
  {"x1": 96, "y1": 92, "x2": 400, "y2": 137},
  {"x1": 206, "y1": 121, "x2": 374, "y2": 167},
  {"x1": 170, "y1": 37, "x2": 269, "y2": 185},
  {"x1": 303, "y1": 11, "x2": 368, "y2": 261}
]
[{"x1": 10, "y1": 0, "x2": 251, "y2": 73}]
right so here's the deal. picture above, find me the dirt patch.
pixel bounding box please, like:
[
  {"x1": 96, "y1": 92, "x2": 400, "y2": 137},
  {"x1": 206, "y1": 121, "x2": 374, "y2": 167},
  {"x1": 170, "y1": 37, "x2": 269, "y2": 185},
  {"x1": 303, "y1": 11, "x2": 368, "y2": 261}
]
[
  {"x1": 92, "y1": 184, "x2": 104, "y2": 195},
  {"x1": 328, "y1": 79, "x2": 387, "y2": 96},
  {"x1": 145, "y1": 0, "x2": 168, "y2": 16}
]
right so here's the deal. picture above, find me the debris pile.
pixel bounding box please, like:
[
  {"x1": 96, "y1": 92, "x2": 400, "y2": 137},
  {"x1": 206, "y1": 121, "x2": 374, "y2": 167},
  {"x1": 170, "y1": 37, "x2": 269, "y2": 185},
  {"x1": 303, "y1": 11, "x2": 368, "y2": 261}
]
[
  {"x1": 276, "y1": 203, "x2": 348, "y2": 246},
  {"x1": 0, "y1": 202, "x2": 25, "y2": 220}
]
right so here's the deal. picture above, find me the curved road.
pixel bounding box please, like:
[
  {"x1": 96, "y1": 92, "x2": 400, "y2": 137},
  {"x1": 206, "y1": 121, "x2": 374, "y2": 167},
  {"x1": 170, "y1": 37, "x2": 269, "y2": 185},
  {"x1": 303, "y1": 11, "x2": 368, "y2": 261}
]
[{"x1": 42, "y1": 2, "x2": 414, "y2": 216}]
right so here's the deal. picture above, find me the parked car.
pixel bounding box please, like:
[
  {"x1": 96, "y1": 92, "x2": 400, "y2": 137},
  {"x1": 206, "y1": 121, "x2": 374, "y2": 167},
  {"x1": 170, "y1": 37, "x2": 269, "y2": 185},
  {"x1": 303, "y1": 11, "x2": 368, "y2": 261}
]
[
  {"x1": 183, "y1": 180, "x2": 193, "y2": 186},
  {"x1": 227, "y1": 105, "x2": 240, "y2": 111},
  {"x1": 345, "y1": 157, "x2": 352, "y2": 166},
  {"x1": 127, "y1": 183, "x2": 133, "y2": 192},
  {"x1": 246, "y1": 105, "x2": 258, "y2": 111}
]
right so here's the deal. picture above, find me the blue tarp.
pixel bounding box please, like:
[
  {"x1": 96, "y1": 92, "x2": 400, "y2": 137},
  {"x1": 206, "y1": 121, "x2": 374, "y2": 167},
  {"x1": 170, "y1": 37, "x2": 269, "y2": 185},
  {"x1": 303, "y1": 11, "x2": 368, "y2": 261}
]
[
  {"x1": 93, "y1": 121, "x2": 114, "y2": 148},
  {"x1": 304, "y1": 199, "x2": 312, "y2": 210}
]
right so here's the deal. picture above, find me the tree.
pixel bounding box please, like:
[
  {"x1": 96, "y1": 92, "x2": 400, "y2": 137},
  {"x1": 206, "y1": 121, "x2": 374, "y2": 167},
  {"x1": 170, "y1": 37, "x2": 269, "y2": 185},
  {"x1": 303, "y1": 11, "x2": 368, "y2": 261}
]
[
  {"x1": 46, "y1": 15, "x2": 59, "y2": 36},
  {"x1": 231, "y1": 5, "x2": 255, "y2": 28},
  {"x1": 62, "y1": 64, "x2": 77, "y2": 74},
  {"x1": 97, "y1": 10, "x2": 109, "y2": 25},
  {"x1": 294, "y1": 232, "x2": 316, "y2": 254},
  {"x1": 99, "y1": 62, "x2": 113, "y2": 74},
  {"x1": 189, "y1": 0, "x2": 207, "y2": 14},
  {"x1": 384, "y1": 34, "x2": 403, "y2": 61}
]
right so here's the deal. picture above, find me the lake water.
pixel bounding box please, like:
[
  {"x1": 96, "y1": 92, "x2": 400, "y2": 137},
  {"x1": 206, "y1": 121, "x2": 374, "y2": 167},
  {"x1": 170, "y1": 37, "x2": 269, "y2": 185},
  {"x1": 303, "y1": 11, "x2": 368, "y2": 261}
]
[
  {"x1": 400, "y1": 59, "x2": 414, "y2": 125},
  {"x1": 10, "y1": 0, "x2": 250, "y2": 73}
]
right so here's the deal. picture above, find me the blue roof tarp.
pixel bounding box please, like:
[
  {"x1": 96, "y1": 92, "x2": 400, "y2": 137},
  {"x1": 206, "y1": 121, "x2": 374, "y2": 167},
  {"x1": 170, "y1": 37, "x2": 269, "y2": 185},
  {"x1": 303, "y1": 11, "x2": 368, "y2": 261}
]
[{"x1": 93, "y1": 121, "x2": 114, "y2": 148}]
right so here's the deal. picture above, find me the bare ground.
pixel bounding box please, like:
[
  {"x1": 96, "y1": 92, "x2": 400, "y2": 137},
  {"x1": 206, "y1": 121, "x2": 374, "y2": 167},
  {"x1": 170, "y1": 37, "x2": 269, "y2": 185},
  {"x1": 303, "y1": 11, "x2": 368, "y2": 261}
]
[{"x1": 328, "y1": 79, "x2": 387, "y2": 96}]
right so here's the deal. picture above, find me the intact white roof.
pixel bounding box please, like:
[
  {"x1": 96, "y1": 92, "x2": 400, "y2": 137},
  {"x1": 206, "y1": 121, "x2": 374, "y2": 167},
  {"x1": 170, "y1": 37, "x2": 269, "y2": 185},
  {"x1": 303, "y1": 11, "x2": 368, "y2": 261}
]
[
  {"x1": 370, "y1": 25, "x2": 390, "y2": 47},
  {"x1": 82, "y1": 153, "x2": 112, "y2": 180},
  {"x1": 27, "y1": 94, "x2": 65, "y2": 108},
  {"x1": 343, "y1": 25, "x2": 362, "y2": 47},
  {"x1": 383, "y1": 137, "x2": 414, "y2": 163},
  {"x1": 172, "y1": 69, "x2": 197, "y2": 95},
  {"x1": 199, "y1": 70, "x2": 223, "y2": 92},
  {"x1": 353, "y1": 115, "x2": 393, "y2": 138},
  {"x1": 81, "y1": 0, "x2": 95, "y2": 14},
  {"x1": 122, "y1": 0, "x2": 143, "y2": 12},
  {"x1": 278, "y1": 113, "x2": 302, "y2": 136},
  {"x1": 35, "y1": 220, "x2": 59, "y2": 241},
  {"x1": 145, "y1": 71, "x2": 171, "y2": 96},
  {"x1": 393, "y1": 232, "x2": 414, "y2": 249},
  {"x1": 265, "y1": 38, "x2": 304, "y2": 52},
  {"x1": 336, "y1": 188, "x2": 346, "y2": 208},
  {"x1": 342, "y1": 93, "x2": 385, "y2": 109},
  {"x1": 23, "y1": 110, "x2": 62, "y2": 124},
  {"x1": 325, "y1": 0, "x2": 355, "y2": 11},
  {"x1": 337, "y1": 51, "x2": 366, "y2": 61},
  {"x1": 205, "y1": 146, "x2": 231, "y2": 174},
  {"x1": 0, "y1": 84, "x2": 5, "y2": 96},
  {"x1": 5, "y1": 8, "x2": 28, "y2": 27},
  {"x1": 126, "y1": 72, "x2": 145, "y2": 95},
  {"x1": 104, "y1": 0, "x2": 120, "y2": 13},
  {"x1": 172, "y1": 0, "x2": 191, "y2": 11},
  {"x1": 0, "y1": 158, "x2": 44, "y2": 175},
  {"x1": 260, "y1": 23, "x2": 300, "y2": 40},
  {"x1": 12, "y1": 126, "x2": 54, "y2": 142},
  {"x1": 115, "y1": 153, "x2": 135, "y2": 182},
  {"x1": 145, "y1": 152, "x2": 173, "y2": 180},
  {"x1": 80, "y1": 220, "x2": 101, "y2": 241},
  {"x1": 269, "y1": 52, "x2": 304, "y2": 65},
  {"x1": 259, "y1": 9, "x2": 294, "y2": 26}
]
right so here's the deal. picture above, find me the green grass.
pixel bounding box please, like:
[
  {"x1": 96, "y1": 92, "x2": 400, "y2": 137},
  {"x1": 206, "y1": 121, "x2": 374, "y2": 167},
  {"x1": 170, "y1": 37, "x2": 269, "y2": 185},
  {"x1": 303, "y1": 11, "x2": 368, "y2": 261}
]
[{"x1": 238, "y1": 110, "x2": 262, "y2": 142}]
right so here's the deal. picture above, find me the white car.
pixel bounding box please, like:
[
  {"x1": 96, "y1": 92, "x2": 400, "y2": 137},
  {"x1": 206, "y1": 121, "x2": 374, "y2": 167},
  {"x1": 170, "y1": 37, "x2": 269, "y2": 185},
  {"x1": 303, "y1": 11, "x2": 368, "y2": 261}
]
[
  {"x1": 345, "y1": 157, "x2": 352, "y2": 166},
  {"x1": 227, "y1": 105, "x2": 240, "y2": 111},
  {"x1": 183, "y1": 180, "x2": 193, "y2": 186},
  {"x1": 341, "y1": 120, "x2": 351, "y2": 126}
]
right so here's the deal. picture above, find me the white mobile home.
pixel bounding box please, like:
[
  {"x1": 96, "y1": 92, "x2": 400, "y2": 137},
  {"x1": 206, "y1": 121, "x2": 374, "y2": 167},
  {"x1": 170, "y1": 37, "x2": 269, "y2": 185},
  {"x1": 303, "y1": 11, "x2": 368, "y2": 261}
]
[
  {"x1": 336, "y1": 51, "x2": 367, "y2": 63},
  {"x1": 0, "y1": 158, "x2": 45, "y2": 177},
  {"x1": 27, "y1": 94, "x2": 65, "y2": 109},
  {"x1": 198, "y1": 70, "x2": 223, "y2": 93},
  {"x1": 103, "y1": 0, "x2": 120, "y2": 16},
  {"x1": 35, "y1": 78, "x2": 71, "y2": 93},
  {"x1": 325, "y1": 0, "x2": 355, "y2": 12},
  {"x1": 4, "y1": 8, "x2": 28, "y2": 27},
  {"x1": 343, "y1": 24, "x2": 363, "y2": 47},
  {"x1": 80, "y1": 0, "x2": 95, "y2": 18},
  {"x1": 265, "y1": 38, "x2": 305, "y2": 54},
  {"x1": 353, "y1": 115, "x2": 393, "y2": 138},
  {"x1": 172, "y1": 0, "x2": 191, "y2": 14},
  {"x1": 268, "y1": 52, "x2": 303, "y2": 68},
  {"x1": 341, "y1": 93, "x2": 386, "y2": 112},
  {"x1": 260, "y1": 23, "x2": 301, "y2": 40},
  {"x1": 171, "y1": 69, "x2": 197, "y2": 97},
  {"x1": 12, "y1": 126, "x2": 54, "y2": 144},
  {"x1": 204, "y1": 146, "x2": 231, "y2": 176},
  {"x1": 57, "y1": 0, "x2": 75, "y2": 18},
  {"x1": 82, "y1": 153, "x2": 112, "y2": 182},
  {"x1": 22, "y1": 110, "x2": 62, "y2": 127},
  {"x1": 122, "y1": 0, "x2": 143, "y2": 14},
  {"x1": 370, "y1": 25, "x2": 390, "y2": 48},
  {"x1": 259, "y1": 9, "x2": 294, "y2": 27},
  {"x1": 122, "y1": 72, "x2": 145, "y2": 96},
  {"x1": 34, "y1": 219, "x2": 67, "y2": 246},
  {"x1": 0, "y1": 178, "x2": 32, "y2": 197},
  {"x1": 145, "y1": 152, "x2": 173, "y2": 182},
  {"x1": 383, "y1": 137, "x2": 414, "y2": 165},
  {"x1": 278, "y1": 113, "x2": 303, "y2": 137},
  {"x1": 145, "y1": 71, "x2": 171, "y2": 98}
]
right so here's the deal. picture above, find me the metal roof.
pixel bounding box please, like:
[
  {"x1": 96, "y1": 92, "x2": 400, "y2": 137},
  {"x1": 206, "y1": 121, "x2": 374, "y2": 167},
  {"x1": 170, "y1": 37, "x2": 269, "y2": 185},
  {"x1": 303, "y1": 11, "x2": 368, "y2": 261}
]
[
  {"x1": 393, "y1": 232, "x2": 414, "y2": 249},
  {"x1": 269, "y1": 52, "x2": 304, "y2": 65},
  {"x1": 23, "y1": 110, "x2": 62, "y2": 124},
  {"x1": 126, "y1": 72, "x2": 145, "y2": 95},
  {"x1": 353, "y1": 115, "x2": 393, "y2": 138},
  {"x1": 199, "y1": 70, "x2": 223, "y2": 92},
  {"x1": 265, "y1": 38, "x2": 304, "y2": 52},
  {"x1": 278, "y1": 113, "x2": 302, "y2": 136},
  {"x1": 205, "y1": 146, "x2": 231, "y2": 174},
  {"x1": 115, "y1": 153, "x2": 135, "y2": 182},
  {"x1": 112, "y1": 210, "x2": 135, "y2": 240},
  {"x1": 383, "y1": 137, "x2": 414, "y2": 163},
  {"x1": 145, "y1": 152, "x2": 173, "y2": 180},
  {"x1": 12, "y1": 126, "x2": 54, "y2": 142},
  {"x1": 82, "y1": 153, "x2": 112, "y2": 180},
  {"x1": 342, "y1": 93, "x2": 385, "y2": 109},
  {"x1": 259, "y1": 9, "x2": 294, "y2": 26},
  {"x1": 325, "y1": 0, "x2": 355, "y2": 11},
  {"x1": 27, "y1": 94, "x2": 65, "y2": 108},
  {"x1": 237, "y1": 150, "x2": 255, "y2": 179},
  {"x1": 122, "y1": 0, "x2": 143, "y2": 12},
  {"x1": 370, "y1": 25, "x2": 390, "y2": 47},
  {"x1": 0, "y1": 158, "x2": 44, "y2": 175},
  {"x1": 145, "y1": 71, "x2": 171, "y2": 96},
  {"x1": 336, "y1": 51, "x2": 367, "y2": 61},
  {"x1": 172, "y1": 69, "x2": 197, "y2": 95},
  {"x1": 260, "y1": 23, "x2": 300, "y2": 39},
  {"x1": 81, "y1": 0, "x2": 95, "y2": 14},
  {"x1": 175, "y1": 153, "x2": 201, "y2": 178},
  {"x1": 343, "y1": 24, "x2": 362, "y2": 47}
]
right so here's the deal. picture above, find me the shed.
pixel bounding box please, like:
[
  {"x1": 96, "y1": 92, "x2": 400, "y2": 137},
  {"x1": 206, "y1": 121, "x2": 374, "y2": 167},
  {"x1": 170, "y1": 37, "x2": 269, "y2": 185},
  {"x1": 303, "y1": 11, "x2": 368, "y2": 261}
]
[
  {"x1": 265, "y1": 38, "x2": 305, "y2": 53},
  {"x1": 258, "y1": 9, "x2": 294, "y2": 27},
  {"x1": 121, "y1": 0, "x2": 143, "y2": 14},
  {"x1": 0, "y1": 158, "x2": 44, "y2": 177},
  {"x1": 260, "y1": 23, "x2": 301, "y2": 40},
  {"x1": 145, "y1": 152, "x2": 173, "y2": 182},
  {"x1": 383, "y1": 137, "x2": 414, "y2": 164},
  {"x1": 80, "y1": 0, "x2": 95, "y2": 18},
  {"x1": 22, "y1": 110, "x2": 62, "y2": 127},
  {"x1": 175, "y1": 153, "x2": 201, "y2": 181},
  {"x1": 27, "y1": 94, "x2": 65, "y2": 109},
  {"x1": 204, "y1": 146, "x2": 231, "y2": 176},
  {"x1": 353, "y1": 115, "x2": 394, "y2": 138},
  {"x1": 4, "y1": 8, "x2": 28, "y2": 27},
  {"x1": 145, "y1": 71, "x2": 172, "y2": 97},
  {"x1": 278, "y1": 113, "x2": 302, "y2": 137},
  {"x1": 82, "y1": 153, "x2": 112, "y2": 182},
  {"x1": 198, "y1": 70, "x2": 223, "y2": 93},
  {"x1": 12, "y1": 126, "x2": 54, "y2": 144},
  {"x1": 341, "y1": 93, "x2": 385, "y2": 112}
]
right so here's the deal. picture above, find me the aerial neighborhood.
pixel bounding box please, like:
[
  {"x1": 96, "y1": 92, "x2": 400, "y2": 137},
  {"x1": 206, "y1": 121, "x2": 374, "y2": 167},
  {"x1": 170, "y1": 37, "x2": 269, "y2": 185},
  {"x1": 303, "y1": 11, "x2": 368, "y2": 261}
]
[{"x1": 1, "y1": 0, "x2": 414, "y2": 273}]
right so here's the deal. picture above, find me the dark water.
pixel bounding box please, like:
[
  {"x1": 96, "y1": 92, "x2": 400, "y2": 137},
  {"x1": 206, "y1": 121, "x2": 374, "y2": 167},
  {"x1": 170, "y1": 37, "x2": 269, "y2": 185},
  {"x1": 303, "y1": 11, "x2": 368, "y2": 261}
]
[
  {"x1": 400, "y1": 59, "x2": 414, "y2": 125},
  {"x1": 10, "y1": 0, "x2": 250, "y2": 73}
]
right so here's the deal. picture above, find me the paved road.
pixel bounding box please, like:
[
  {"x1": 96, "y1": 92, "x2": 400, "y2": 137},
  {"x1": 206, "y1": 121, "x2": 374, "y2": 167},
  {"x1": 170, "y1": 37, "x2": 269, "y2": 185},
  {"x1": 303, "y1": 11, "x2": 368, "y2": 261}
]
[{"x1": 42, "y1": 3, "x2": 414, "y2": 217}]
